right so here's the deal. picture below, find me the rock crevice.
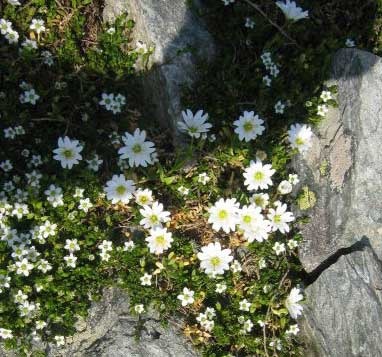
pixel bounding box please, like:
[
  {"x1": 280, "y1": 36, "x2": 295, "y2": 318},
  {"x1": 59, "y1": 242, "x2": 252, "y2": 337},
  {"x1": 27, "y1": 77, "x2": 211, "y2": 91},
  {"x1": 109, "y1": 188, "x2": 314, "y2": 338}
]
[{"x1": 294, "y1": 48, "x2": 382, "y2": 357}]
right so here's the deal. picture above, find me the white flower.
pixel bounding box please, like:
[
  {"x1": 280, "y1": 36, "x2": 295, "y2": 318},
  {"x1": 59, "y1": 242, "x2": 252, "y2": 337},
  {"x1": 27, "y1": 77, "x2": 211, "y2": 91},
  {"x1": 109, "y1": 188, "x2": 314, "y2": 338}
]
[
  {"x1": 98, "y1": 240, "x2": 113, "y2": 252},
  {"x1": 317, "y1": 104, "x2": 329, "y2": 117},
  {"x1": 64, "y1": 239, "x2": 80, "y2": 253},
  {"x1": 41, "y1": 50, "x2": 54, "y2": 66},
  {"x1": 107, "y1": 27, "x2": 116, "y2": 34},
  {"x1": 21, "y1": 39, "x2": 38, "y2": 50},
  {"x1": 243, "y1": 160, "x2": 275, "y2": 191},
  {"x1": 287, "y1": 123, "x2": 313, "y2": 154},
  {"x1": 287, "y1": 239, "x2": 299, "y2": 250},
  {"x1": 274, "y1": 100, "x2": 285, "y2": 114},
  {"x1": 86, "y1": 154, "x2": 103, "y2": 172},
  {"x1": 208, "y1": 198, "x2": 239, "y2": 233},
  {"x1": 20, "y1": 89, "x2": 40, "y2": 105},
  {"x1": 177, "y1": 109, "x2": 212, "y2": 139},
  {"x1": 0, "y1": 328, "x2": 13, "y2": 339},
  {"x1": 177, "y1": 287, "x2": 195, "y2": 306},
  {"x1": 345, "y1": 38, "x2": 355, "y2": 48},
  {"x1": 245, "y1": 17, "x2": 255, "y2": 29},
  {"x1": 123, "y1": 241, "x2": 135, "y2": 251},
  {"x1": 276, "y1": 1, "x2": 309, "y2": 21},
  {"x1": 73, "y1": 187, "x2": 84, "y2": 198},
  {"x1": 250, "y1": 193, "x2": 269, "y2": 209},
  {"x1": 30, "y1": 19, "x2": 46, "y2": 34},
  {"x1": 53, "y1": 136, "x2": 83, "y2": 169},
  {"x1": 239, "y1": 299, "x2": 251, "y2": 311},
  {"x1": 14, "y1": 290, "x2": 28, "y2": 304},
  {"x1": 215, "y1": 283, "x2": 227, "y2": 293},
  {"x1": 37, "y1": 259, "x2": 52, "y2": 273},
  {"x1": 134, "y1": 188, "x2": 154, "y2": 206},
  {"x1": 288, "y1": 174, "x2": 299, "y2": 185},
  {"x1": 0, "y1": 19, "x2": 12, "y2": 35},
  {"x1": 134, "y1": 304, "x2": 145, "y2": 314},
  {"x1": 270, "y1": 64, "x2": 280, "y2": 77},
  {"x1": 0, "y1": 160, "x2": 13, "y2": 172},
  {"x1": 104, "y1": 174, "x2": 136, "y2": 204},
  {"x1": 15, "y1": 258, "x2": 33, "y2": 276},
  {"x1": 139, "y1": 201, "x2": 170, "y2": 229},
  {"x1": 222, "y1": 0, "x2": 235, "y2": 4},
  {"x1": 286, "y1": 324, "x2": 300, "y2": 335},
  {"x1": 11, "y1": 203, "x2": 29, "y2": 219},
  {"x1": 145, "y1": 227, "x2": 173, "y2": 255},
  {"x1": 35, "y1": 320, "x2": 47, "y2": 330},
  {"x1": 197, "y1": 172, "x2": 210, "y2": 185},
  {"x1": 0, "y1": 275, "x2": 11, "y2": 292},
  {"x1": 55, "y1": 335, "x2": 65, "y2": 346},
  {"x1": 258, "y1": 258, "x2": 267, "y2": 269},
  {"x1": 118, "y1": 128, "x2": 156, "y2": 167},
  {"x1": 320, "y1": 90, "x2": 332, "y2": 102},
  {"x1": 234, "y1": 111, "x2": 265, "y2": 142},
  {"x1": 177, "y1": 186, "x2": 189, "y2": 195},
  {"x1": 140, "y1": 273, "x2": 152, "y2": 286},
  {"x1": 239, "y1": 205, "x2": 272, "y2": 243},
  {"x1": 268, "y1": 202, "x2": 295, "y2": 233},
  {"x1": 5, "y1": 29, "x2": 19, "y2": 44},
  {"x1": 39, "y1": 220, "x2": 57, "y2": 238},
  {"x1": 230, "y1": 260, "x2": 242, "y2": 273},
  {"x1": 285, "y1": 287, "x2": 303, "y2": 319},
  {"x1": 135, "y1": 40, "x2": 149, "y2": 54},
  {"x1": 44, "y1": 184, "x2": 64, "y2": 207},
  {"x1": 64, "y1": 253, "x2": 77, "y2": 268},
  {"x1": 243, "y1": 319, "x2": 254, "y2": 333},
  {"x1": 99, "y1": 93, "x2": 115, "y2": 110},
  {"x1": 263, "y1": 75, "x2": 272, "y2": 87},
  {"x1": 273, "y1": 242, "x2": 286, "y2": 255},
  {"x1": 197, "y1": 242, "x2": 233, "y2": 276},
  {"x1": 79, "y1": 198, "x2": 93, "y2": 213},
  {"x1": 278, "y1": 180, "x2": 293, "y2": 195}
]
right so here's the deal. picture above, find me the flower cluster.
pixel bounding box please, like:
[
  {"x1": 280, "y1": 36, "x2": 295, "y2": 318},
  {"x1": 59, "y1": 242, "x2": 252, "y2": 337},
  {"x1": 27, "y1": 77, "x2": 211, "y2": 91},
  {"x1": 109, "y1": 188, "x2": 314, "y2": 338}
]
[{"x1": 99, "y1": 92, "x2": 126, "y2": 114}]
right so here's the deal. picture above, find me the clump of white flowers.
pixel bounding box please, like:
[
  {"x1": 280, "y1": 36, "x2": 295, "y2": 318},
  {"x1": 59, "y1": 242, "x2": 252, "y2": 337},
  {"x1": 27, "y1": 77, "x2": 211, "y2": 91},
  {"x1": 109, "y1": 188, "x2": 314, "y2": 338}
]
[{"x1": 99, "y1": 92, "x2": 126, "y2": 114}]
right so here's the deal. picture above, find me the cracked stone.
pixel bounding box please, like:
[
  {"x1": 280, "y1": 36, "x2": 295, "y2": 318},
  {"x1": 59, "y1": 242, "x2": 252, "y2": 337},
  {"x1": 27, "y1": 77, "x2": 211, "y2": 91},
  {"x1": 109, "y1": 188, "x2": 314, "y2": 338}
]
[
  {"x1": 292, "y1": 49, "x2": 382, "y2": 356},
  {"x1": 103, "y1": 0, "x2": 215, "y2": 142}
]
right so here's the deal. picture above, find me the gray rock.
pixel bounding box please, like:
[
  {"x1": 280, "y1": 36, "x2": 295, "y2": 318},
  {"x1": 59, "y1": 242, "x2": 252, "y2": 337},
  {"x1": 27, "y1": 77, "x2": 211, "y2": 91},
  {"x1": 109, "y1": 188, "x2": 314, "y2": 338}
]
[
  {"x1": 104, "y1": 0, "x2": 215, "y2": 140},
  {"x1": 293, "y1": 48, "x2": 382, "y2": 356},
  {"x1": 0, "y1": 288, "x2": 197, "y2": 357}
]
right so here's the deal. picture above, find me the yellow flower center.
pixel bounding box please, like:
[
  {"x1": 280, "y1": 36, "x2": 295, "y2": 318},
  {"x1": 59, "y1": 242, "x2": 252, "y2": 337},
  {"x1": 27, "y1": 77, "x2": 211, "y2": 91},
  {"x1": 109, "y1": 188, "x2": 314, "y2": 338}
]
[
  {"x1": 243, "y1": 121, "x2": 253, "y2": 132},
  {"x1": 155, "y1": 235, "x2": 165, "y2": 246},
  {"x1": 63, "y1": 149, "x2": 74, "y2": 159},
  {"x1": 218, "y1": 210, "x2": 228, "y2": 219},
  {"x1": 243, "y1": 215, "x2": 252, "y2": 224},
  {"x1": 132, "y1": 144, "x2": 142, "y2": 154},
  {"x1": 273, "y1": 214, "x2": 281, "y2": 223},
  {"x1": 210, "y1": 256, "x2": 221, "y2": 267},
  {"x1": 254, "y1": 171, "x2": 264, "y2": 181},
  {"x1": 295, "y1": 137, "x2": 304, "y2": 146},
  {"x1": 116, "y1": 185, "x2": 126, "y2": 195}
]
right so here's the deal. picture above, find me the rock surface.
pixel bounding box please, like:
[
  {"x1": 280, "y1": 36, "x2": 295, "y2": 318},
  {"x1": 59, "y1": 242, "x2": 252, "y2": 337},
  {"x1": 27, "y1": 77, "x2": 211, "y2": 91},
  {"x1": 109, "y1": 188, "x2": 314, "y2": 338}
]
[
  {"x1": 0, "y1": 288, "x2": 197, "y2": 357},
  {"x1": 293, "y1": 49, "x2": 382, "y2": 356},
  {"x1": 104, "y1": 0, "x2": 215, "y2": 140}
]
